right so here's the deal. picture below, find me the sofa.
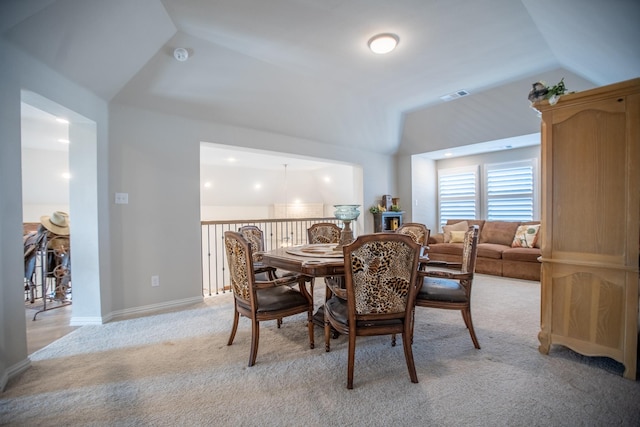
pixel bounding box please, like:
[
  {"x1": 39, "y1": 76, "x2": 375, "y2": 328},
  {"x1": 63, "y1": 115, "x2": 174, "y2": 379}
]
[{"x1": 426, "y1": 219, "x2": 541, "y2": 281}]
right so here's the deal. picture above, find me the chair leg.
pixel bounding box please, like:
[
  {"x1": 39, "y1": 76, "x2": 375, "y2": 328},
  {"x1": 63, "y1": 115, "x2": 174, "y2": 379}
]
[
  {"x1": 347, "y1": 333, "x2": 356, "y2": 389},
  {"x1": 227, "y1": 308, "x2": 240, "y2": 346},
  {"x1": 249, "y1": 319, "x2": 260, "y2": 367},
  {"x1": 324, "y1": 317, "x2": 332, "y2": 352},
  {"x1": 402, "y1": 329, "x2": 419, "y2": 384},
  {"x1": 309, "y1": 278, "x2": 314, "y2": 300},
  {"x1": 461, "y1": 307, "x2": 481, "y2": 349},
  {"x1": 410, "y1": 307, "x2": 416, "y2": 345},
  {"x1": 394, "y1": 307, "x2": 416, "y2": 346},
  {"x1": 307, "y1": 307, "x2": 314, "y2": 349},
  {"x1": 277, "y1": 318, "x2": 282, "y2": 328}
]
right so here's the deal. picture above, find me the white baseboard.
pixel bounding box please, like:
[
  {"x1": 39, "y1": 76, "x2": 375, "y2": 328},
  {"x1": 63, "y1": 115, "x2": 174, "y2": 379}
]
[
  {"x1": 2, "y1": 357, "x2": 31, "y2": 391},
  {"x1": 103, "y1": 296, "x2": 205, "y2": 323}
]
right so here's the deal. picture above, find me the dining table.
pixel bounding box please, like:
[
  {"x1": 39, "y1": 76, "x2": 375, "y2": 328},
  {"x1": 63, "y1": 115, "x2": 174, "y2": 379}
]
[
  {"x1": 260, "y1": 243, "x2": 346, "y2": 328},
  {"x1": 260, "y1": 243, "x2": 345, "y2": 277},
  {"x1": 260, "y1": 242, "x2": 431, "y2": 329}
]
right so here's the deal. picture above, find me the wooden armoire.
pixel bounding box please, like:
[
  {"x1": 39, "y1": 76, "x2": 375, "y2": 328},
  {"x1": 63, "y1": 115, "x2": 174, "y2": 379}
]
[{"x1": 535, "y1": 78, "x2": 640, "y2": 380}]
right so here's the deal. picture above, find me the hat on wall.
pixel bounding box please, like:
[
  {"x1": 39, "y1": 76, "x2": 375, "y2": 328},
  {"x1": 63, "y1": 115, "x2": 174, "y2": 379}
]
[{"x1": 40, "y1": 211, "x2": 70, "y2": 235}]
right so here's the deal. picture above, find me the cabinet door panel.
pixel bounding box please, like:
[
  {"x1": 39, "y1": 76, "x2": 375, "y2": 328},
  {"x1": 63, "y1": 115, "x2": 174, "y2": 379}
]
[
  {"x1": 551, "y1": 103, "x2": 626, "y2": 257},
  {"x1": 551, "y1": 269, "x2": 625, "y2": 349}
]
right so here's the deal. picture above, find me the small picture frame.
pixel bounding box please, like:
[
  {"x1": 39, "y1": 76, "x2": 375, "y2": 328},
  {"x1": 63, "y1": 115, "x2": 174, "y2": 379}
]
[{"x1": 382, "y1": 195, "x2": 392, "y2": 211}]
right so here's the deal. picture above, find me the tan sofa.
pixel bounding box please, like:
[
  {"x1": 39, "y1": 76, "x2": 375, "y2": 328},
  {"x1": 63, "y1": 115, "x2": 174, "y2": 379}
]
[{"x1": 426, "y1": 219, "x2": 541, "y2": 281}]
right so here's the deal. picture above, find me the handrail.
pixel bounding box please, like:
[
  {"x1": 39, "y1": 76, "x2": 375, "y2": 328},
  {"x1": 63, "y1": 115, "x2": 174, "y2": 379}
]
[{"x1": 201, "y1": 217, "x2": 342, "y2": 296}]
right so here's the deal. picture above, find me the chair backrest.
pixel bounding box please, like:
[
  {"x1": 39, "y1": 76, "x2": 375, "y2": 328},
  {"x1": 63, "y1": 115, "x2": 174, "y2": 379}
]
[
  {"x1": 307, "y1": 222, "x2": 341, "y2": 244},
  {"x1": 224, "y1": 231, "x2": 255, "y2": 303},
  {"x1": 343, "y1": 233, "x2": 421, "y2": 319},
  {"x1": 395, "y1": 222, "x2": 430, "y2": 246},
  {"x1": 46, "y1": 234, "x2": 70, "y2": 252},
  {"x1": 43, "y1": 234, "x2": 71, "y2": 275},
  {"x1": 461, "y1": 225, "x2": 480, "y2": 274},
  {"x1": 239, "y1": 225, "x2": 265, "y2": 261}
]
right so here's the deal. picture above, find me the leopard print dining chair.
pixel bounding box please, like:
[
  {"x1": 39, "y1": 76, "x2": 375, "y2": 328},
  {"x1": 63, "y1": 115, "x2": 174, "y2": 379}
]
[
  {"x1": 224, "y1": 231, "x2": 314, "y2": 367},
  {"x1": 323, "y1": 233, "x2": 422, "y2": 389},
  {"x1": 307, "y1": 222, "x2": 341, "y2": 244}
]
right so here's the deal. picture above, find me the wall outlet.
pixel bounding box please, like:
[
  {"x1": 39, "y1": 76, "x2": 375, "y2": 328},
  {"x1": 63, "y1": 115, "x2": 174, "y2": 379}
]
[
  {"x1": 151, "y1": 275, "x2": 160, "y2": 287},
  {"x1": 115, "y1": 192, "x2": 129, "y2": 204}
]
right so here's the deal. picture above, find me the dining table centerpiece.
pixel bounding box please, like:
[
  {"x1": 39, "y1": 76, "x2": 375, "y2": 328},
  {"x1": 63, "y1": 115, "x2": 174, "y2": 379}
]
[{"x1": 333, "y1": 204, "x2": 361, "y2": 249}]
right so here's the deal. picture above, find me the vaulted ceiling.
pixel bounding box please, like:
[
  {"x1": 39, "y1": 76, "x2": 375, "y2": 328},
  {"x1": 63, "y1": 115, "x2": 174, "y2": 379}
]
[{"x1": 3, "y1": 0, "x2": 639, "y2": 157}]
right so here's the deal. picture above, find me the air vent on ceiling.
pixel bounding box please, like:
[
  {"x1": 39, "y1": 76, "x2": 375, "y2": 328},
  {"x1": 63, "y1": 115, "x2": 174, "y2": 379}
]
[{"x1": 440, "y1": 89, "x2": 470, "y2": 102}]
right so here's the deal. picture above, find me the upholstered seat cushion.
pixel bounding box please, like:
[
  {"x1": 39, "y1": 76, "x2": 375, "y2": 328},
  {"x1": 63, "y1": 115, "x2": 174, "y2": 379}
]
[
  {"x1": 252, "y1": 261, "x2": 275, "y2": 272},
  {"x1": 237, "y1": 286, "x2": 309, "y2": 313},
  {"x1": 476, "y1": 243, "x2": 509, "y2": 260},
  {"x1": 502, "y1": 247, "x2": 541, "y2": 263},
  {"x1": 418, "y1": 277, "x2": 467, "y2": 303},
  {"x1": 427, "y1": 242, "x2": 464, "y2": 256},
  {"x1": 325, "y1": 297, "x2": 402, "y2": 327}
]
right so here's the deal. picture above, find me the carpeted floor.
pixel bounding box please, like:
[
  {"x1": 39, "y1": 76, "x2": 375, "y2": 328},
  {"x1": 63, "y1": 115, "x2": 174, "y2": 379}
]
[{"x1": 2, "y1": 274, "x2": 639, "y2": 426}]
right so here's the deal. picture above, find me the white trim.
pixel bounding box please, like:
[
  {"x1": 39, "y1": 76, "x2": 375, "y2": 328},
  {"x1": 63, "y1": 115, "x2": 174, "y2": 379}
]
[
  {"x1": 3, "y1": 358, "x2": 31, "y2": 391},
  {"x1": 99, "y1": 296, "x2": 205, "y2": 323}
]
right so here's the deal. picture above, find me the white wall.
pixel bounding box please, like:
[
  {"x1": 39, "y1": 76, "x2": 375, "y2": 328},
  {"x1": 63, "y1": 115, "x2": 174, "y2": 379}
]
[
  {"x1": 108, "y1": 104, "x2": 384, "y2": 312},
  {"x1": 201, "y1": 206, "x2": 270, "y2": 221},
  {"x1": 0, "y1": 39, "x2": 109, "y2": 388},
  {"x1": 409, "y1": 156, "x2": 438, "y2": 231},
  {"x1": 0, "y1": 40, "x2": 27, "y2": 389},
  {"x1": 21, "y1": 147, "x2": 70, "y2": 221},
  {"x1": 199, "y1": 163, "x2": 356, "y2": 211}
]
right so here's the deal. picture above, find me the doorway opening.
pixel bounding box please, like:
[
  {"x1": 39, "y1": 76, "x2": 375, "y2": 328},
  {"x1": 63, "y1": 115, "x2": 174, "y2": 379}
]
[{"x1": 20, "y1": 90, "x2": 100, "y2": 352}]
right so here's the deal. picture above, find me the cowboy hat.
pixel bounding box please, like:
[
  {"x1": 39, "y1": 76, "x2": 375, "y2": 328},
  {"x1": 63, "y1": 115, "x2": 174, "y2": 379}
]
[{"x1": 40, "y1": 211, "x2": 70, "y2": 235}]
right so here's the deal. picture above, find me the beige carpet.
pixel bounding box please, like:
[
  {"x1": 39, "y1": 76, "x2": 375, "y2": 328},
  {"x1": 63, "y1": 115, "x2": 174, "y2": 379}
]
[{"x1": 2, "y1": 275, "x2": 639, "y2": 426}]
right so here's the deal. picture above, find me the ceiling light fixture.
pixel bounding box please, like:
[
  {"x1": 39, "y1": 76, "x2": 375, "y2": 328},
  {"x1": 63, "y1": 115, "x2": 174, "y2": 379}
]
[
  {"x1": 368, "y1": 33, "x2": 399, "y2": 54},
  {"x1": 173, "y1": 47, "x2": 189, "y2": 62}
]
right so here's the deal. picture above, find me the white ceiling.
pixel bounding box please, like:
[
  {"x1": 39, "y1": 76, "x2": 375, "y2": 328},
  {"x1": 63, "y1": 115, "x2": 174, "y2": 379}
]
[
  {"x1": 6, "y1": 0, "x2": 640, "y2": 165},
  {"x1": 21, "y1": 102, "x2": 69, "y2": 152}
]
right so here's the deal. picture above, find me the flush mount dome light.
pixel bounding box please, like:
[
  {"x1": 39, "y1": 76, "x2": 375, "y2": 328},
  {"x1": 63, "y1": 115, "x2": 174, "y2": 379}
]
[
  {"x1": 368, "y1": 33, "x2": 399, "y2": 54},
  {"x1": 173, "y1": 47, "x2": 189, "y2": 61}
]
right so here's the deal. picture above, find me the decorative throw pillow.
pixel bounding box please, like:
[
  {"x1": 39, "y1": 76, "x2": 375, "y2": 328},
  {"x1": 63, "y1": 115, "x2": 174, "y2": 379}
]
[
  {"x1": 512, "y1": 224, "x2": 541, "y2": 248},
  {"x1": 443, "y1": 221, "x2": 468, "y2": 243},
  {"x1": 449, "y1": 230, "x2": 466, "y2": 243}
]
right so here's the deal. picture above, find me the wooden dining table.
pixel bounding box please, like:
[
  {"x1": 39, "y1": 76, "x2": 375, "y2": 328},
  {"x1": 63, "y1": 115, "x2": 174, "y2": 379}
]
[
  {"x1": 260, "y1": 244, "x2": 345, "y2": 276},
  {"x1": 260, "y1": 243, "x2": 346, "y2": 328},
  {"x1": 261, "y1": 242, "x2": 431, "y2": 331}
]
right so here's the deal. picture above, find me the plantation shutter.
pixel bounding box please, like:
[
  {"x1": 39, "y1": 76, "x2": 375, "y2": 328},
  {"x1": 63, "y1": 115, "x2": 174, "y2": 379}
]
[
  {"x1": 485, "y1": 161, "x2": 535, "y2": 221},
  {"x1": 438, "y1": 166, "x2": 478, "y2": 230}
]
